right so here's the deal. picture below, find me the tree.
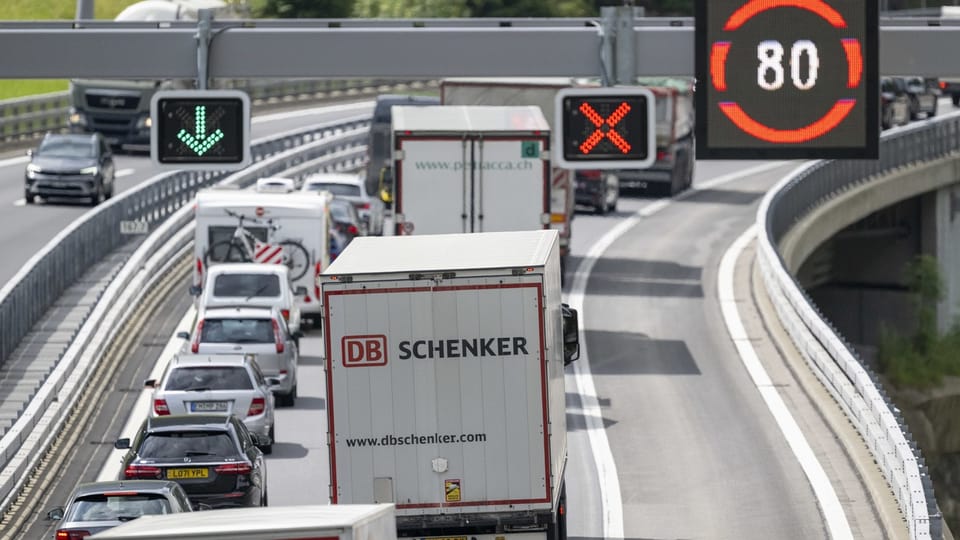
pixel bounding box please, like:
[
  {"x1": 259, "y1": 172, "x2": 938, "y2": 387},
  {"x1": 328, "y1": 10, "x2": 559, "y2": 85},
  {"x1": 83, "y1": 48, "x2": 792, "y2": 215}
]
[{"x1": 258, "y1": 0, "x2": 355, "y2": 18}]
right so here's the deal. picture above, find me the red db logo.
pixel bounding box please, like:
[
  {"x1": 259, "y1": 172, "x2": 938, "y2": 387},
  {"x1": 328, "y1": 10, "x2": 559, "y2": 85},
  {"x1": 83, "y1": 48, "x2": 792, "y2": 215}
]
[{"x1": 342, "y1": 335, "x2": 387, "y2": 367}]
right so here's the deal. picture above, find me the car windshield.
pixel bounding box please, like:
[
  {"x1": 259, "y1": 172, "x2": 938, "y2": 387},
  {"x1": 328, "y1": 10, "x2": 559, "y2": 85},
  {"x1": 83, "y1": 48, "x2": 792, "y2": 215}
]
[
  {"x1": 37, "y1": 137, "x2": 95, "y2": 159},
  {"x1": 329, "y1": 203, "x2": 352, "y2": 222},
  {"x1": 305, "y1": 182, "x2": 361, "y2": 197},
  {"x1": 139, "y1": 431, "x2": 237, "y2": 458},
  {"x1": 164, "y1": 366, "x2": 254, "y2": 391},
  {"x1": 212, "y1": 274, "x2": 281, "y2": 298},
  {"x1": 200, "y1": 318, "x2": 274, "y2": 344},
  {"x1": 65, "y1": 493, "x2": 172, "y2": 522}
]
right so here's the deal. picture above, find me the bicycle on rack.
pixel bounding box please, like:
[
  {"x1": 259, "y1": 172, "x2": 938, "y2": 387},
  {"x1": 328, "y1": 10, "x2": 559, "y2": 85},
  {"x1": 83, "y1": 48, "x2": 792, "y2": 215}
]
[{"x1": 204, "y1": 208, "x2": 311, "y2": 281}]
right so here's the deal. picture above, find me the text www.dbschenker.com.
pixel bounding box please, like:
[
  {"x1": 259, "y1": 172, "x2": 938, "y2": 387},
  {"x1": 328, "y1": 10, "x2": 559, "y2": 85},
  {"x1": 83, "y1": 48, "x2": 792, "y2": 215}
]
[{"x1": 345, "y1": 432, "x2": 488, "y2": 447}]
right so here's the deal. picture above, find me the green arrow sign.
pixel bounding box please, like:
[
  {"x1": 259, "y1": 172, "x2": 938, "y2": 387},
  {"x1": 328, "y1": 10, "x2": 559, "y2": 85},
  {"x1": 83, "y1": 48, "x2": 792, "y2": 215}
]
[{"x1": 176, "y1": 105, "x2": 225, "y2": 156}]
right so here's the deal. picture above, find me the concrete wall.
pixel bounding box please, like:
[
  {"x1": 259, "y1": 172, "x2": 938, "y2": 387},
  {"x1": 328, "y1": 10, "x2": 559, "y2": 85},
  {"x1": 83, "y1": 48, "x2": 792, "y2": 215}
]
[{"x1": 935, "y1": 184, "x2": 960, "y2": 333}]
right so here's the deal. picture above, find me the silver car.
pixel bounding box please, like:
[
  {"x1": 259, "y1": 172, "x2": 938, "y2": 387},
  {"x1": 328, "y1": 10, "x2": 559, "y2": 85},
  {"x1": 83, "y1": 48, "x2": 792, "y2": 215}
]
[
  {"x1": 145, "y1": 354, "x2": 277, "y2": 453},
  {"x1": 180, "y1": 306, "x2": 299, "y2": 407},
  {"x1": 302, "y1": 172, "x2": 385, "y2": 235},
  {"x1": 46, "y1": 480, "x2": 193, "y2": 538}
]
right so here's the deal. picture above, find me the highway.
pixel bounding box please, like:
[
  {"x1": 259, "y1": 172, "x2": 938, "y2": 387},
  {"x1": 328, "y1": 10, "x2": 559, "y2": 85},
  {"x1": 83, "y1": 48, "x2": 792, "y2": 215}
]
[
  {"x1": 0, "y1": 101, "x2": 373, "y2": 285},
  {"x1": 7, "y1": 149, "x2": 897, "y2": 539}
]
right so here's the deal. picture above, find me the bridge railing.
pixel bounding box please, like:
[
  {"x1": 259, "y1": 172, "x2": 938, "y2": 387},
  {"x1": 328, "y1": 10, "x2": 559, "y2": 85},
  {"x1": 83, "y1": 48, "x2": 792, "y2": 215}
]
[
  {"x1": 0, "y1": 79, "x2": 427, "y2": 145},
  {"x1": 757, "y1": 114, "x2": 960, "y2": 540}
]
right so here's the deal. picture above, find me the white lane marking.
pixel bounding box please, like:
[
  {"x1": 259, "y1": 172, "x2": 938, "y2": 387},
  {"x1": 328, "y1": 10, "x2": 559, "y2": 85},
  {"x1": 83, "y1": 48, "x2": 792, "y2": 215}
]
[
  {"x1": 13, "y1": 199, "x2": 25, "y2": 207},
  {"x1": 0, "y1": 155, "x2": 30, "y2": 168},
  {"x1": 567, "y1": 160, "x2": 792, "y2": 539},
  {"x1": 250, "y1": 101, "x2": 374, "y2": 125},
  {"x1": 718, "y1": 226, "x2": 853, "y2": 540},
  {"x1": 115, "y1": 168, "x2": 134, "y2": 178},
  {"x1": 97, "y1": 305, "x2": 196, "y2": 482}
]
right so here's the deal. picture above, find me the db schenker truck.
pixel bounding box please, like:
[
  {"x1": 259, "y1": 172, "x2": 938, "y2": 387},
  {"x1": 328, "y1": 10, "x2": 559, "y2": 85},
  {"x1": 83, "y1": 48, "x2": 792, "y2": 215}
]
[
  {"x1": 320, "y1": 229, "x2": 580, "y2": 539},
  {"x1": 387, "y1": 105, "x2": 572, "y2": 278},
  {"x1": 89, "y1": 504, "x2": 397, "y2": 539}
]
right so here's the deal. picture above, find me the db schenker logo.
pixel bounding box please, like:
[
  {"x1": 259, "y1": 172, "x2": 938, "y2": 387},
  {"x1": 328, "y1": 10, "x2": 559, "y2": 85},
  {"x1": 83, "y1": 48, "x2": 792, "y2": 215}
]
[{"x1": 341, "y1": 335, "x2": 387, "y2": 367}]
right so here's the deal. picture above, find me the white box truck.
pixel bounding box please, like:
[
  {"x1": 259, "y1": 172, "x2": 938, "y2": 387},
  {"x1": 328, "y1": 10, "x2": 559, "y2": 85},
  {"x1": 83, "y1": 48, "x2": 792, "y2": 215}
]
[
  {"x1": 88, "y1": 504, "x2": 397, "y2": 540},
  {"x1": 193, "y1": 186, "x2": 333, "y2": 326},
  {"x1": 387, "y1": 105, "x2": 567, "y2": 277},
  {"x1": 320, "y1": 229, "x2": 580, "y2": 539}
]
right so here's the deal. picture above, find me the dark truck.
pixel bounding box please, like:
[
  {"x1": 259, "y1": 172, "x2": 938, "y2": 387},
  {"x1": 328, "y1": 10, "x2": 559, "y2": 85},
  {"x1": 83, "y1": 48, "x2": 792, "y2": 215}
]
[{"x1": 614, "y1": 78, "x2": 695, "y2": 196}]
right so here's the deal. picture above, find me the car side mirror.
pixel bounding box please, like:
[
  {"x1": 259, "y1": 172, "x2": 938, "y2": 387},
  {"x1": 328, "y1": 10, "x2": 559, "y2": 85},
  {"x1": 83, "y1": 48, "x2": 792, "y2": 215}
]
[
  {"x1": 46, "y1": 507, "x2": 65, "y2": 521},
  {"x1": 253, "y1": 433, "x2": 271, "y2": 447},
  {"x1": 265, "y1": 377, "x2": 281, "y2": 387},
  {"x1": 25, "y1": 149, "x2": 33, "y2": 157},
  {"x1": 176, "y1": 331, "x2": 190, "y2": 340},
  {"x1": 114, "y1": 438, "x2": 131, "y2": 450},
  {"x1": 196, "y1": 502, "x2": 213, "y2": 511},
  {"x1": 294, "y1": 286, "x2": 307, "y2": 296},
  {"x1": 188, "y1": 285, "x2": 201, "y2": 297},
  {"x1": 144, "y1": 379, "x2": 157, "y2": 388},
  {"x1": 561, "y1": 303, "x2": 580, "y2": 366}
]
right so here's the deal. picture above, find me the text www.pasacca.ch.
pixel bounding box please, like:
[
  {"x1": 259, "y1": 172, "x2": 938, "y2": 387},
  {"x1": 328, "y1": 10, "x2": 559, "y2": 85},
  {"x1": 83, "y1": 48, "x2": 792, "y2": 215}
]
[
  {"x1": 413, "y1": 160, "x2": 534, "y2": 171},
  {"x1": 345, "y1": 432, "x2": 488, "y2": 447}
]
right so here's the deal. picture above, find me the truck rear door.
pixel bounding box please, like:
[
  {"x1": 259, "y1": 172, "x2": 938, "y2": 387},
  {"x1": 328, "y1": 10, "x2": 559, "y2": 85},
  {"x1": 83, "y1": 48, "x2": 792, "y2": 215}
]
[
  {"x1": 474, "y1": 137, "x2": 549, "y2": 234},
  {"x1": 396, "y1": 138, "x2": 469, "y2": 235},
  {"x1": 323, "y1": 274, "x2": 553, "y2": 514}
]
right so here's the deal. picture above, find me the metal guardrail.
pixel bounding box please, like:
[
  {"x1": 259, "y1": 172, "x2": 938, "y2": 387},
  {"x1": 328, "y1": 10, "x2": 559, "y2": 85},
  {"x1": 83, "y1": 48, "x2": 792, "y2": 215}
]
[
  {"x1": 0, "y1": 113, "x2": 372, "y2": 517},
  {"x1": 757, "y1": 115, "x2": 960, "y2": 540},
  {"x1": 0, "y1": 79, "x2": 428, "y2": 144}
]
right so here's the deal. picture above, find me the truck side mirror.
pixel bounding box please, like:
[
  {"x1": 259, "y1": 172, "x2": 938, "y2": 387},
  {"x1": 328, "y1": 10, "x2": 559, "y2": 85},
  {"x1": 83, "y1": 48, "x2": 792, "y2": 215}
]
[{"x1": 561, "y1": 303, "x2": 580, "y2": 366}]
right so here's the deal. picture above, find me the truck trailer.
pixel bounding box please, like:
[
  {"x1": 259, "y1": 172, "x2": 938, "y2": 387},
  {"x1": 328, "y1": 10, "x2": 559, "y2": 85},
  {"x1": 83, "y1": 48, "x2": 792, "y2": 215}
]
[
  {"x1": 440, "y1": 78, "x2": 598, "y2": 244},
  {"x1": 88, "y1": 504, "x2": 397, "y2": 539},
  {"x1": 387, "y1": 105, "x2": 570, "y2": 277},
  {"x1": 320, "y1": 229, "x2": 580, "y2": 539}
]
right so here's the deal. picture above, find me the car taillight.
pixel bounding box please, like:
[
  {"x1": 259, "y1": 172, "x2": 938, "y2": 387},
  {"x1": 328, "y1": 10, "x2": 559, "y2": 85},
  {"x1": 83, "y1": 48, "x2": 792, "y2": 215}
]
[
  {"x1": 191, "y1": 320, "x2": 204, "y2": 354},
  {"x1": 347, "y1": 224, "x2": 359, "y2": 236},
  {"x1": 281, "y1": 309, "x2": 290, "y2": 321},
  {"x1": 656, "y1": 150, "x2": 669, "y2": 161},
  {"x1": 56, "y1": 530, "x2": 91, "y2": 540},
  {"x1": 124, "y1": 464, "x2": 162, "y2": 479},
  {"x1": 247, "y1": 397, "x2": 265, "y2": 416},
  {"x1": 153, "y1": 399, "x2": 170, "y2": 416},
  {"x1": 272, "y1": 319, "x2": 284, "y2": 353},
  {"x1": 214, "y1": 463, "x2": 252, "y2": 475},
  {"x1": 195, "y1": 257, "x2": 203, "y2": 285},
  {"x1": 940, "y1": 81, "x2": 947, "y2": 90},
  {"x1": 579, "y1": 170, "x2": 601, "y2": 180},
  {"x1": 355, "y1": 202, "x2": 370, "y2": 210}
]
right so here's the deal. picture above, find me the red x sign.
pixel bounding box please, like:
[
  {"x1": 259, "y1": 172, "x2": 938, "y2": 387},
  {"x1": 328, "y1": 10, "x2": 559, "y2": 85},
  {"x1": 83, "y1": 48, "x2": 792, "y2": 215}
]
[{"x1": 578, "y1": 102, "x2": 632, "y2": 154}]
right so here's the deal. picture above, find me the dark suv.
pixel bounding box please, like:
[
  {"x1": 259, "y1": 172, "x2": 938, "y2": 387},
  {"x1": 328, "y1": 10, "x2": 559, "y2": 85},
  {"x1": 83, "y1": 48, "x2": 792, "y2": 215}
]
[
  {"x1": 115, "y1": 415, "x2": 268, "y2": 509},
  {"x1": 24, "y1": 132, "x2": 116, "y2": 206}
]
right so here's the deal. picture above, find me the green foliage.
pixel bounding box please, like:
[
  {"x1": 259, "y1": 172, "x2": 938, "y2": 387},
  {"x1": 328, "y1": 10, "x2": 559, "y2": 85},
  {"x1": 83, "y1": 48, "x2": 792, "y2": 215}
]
[
  {"x1": 257, "y1": 0, "x2": 354, "y2": 17},
  {"x1": 878, "y1": 255, "x2": 960, "y2": 388}
]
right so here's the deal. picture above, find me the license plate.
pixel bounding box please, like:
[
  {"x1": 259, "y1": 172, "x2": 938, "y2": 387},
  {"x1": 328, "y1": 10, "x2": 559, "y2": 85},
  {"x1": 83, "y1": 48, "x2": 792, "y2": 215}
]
[
  {"x1": 167, "y1": 468, "x2": 208, "y2": 479},
  {"x1": 190, "y1": 401, "x2": 228, "y2": 412}
]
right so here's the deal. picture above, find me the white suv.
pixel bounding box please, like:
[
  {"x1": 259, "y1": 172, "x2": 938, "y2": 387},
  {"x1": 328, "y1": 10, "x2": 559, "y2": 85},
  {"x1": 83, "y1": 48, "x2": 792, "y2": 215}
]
[{"x1": 192, "y1": 263, "x2": 304, "y2": 336}]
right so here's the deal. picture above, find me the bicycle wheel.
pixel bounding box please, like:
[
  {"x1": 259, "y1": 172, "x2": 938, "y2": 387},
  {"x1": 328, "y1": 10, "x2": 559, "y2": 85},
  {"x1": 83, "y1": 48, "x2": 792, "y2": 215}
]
[
  {"x1": 206, "y1": 240, "x2": 251, "y2": 267},
  {"x1": 279, "y1": 240, "x2": 310, "y2": 281}
]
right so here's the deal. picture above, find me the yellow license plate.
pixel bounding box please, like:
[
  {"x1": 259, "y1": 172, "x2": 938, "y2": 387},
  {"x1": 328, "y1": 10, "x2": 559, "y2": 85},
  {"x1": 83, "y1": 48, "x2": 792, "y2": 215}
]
[{"x1": 167, "y1": 468, "x2": 208, "y2": 479}]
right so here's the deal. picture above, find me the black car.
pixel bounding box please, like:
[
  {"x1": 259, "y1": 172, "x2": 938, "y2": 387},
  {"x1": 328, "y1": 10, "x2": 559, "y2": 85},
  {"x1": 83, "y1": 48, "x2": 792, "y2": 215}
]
[
  {"x1": 46, "y1": 480, "x2": 193, "y2": 538},
  {"x1": 114, "y1": 415, "x2": 268, "y2": 509},
  {"x1": 24, "y1": 132, "x2": 116, "y2": 206}
]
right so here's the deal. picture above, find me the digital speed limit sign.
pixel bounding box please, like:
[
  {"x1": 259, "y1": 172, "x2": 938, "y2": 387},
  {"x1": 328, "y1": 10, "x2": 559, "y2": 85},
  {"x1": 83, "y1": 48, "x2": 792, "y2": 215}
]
[{"x1": 695, "y1": 0, "x2": 878, "y2": 159}]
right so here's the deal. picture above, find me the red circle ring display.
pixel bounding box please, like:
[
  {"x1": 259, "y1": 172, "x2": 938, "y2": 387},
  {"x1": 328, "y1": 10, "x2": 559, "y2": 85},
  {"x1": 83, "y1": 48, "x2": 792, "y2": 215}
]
[{"x1": 709, "y1": 0, "x2": 864, "y2": 143}]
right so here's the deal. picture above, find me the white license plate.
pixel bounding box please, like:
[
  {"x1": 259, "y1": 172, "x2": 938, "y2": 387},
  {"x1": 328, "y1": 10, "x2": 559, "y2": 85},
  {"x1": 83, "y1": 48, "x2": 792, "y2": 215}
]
[{"x1": 190, "y1": 401, "x2": 228, "y2": 412}]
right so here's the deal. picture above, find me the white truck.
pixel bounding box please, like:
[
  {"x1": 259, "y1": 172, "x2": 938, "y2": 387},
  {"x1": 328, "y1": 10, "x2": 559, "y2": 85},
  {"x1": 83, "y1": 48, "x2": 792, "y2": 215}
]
[
  {"x1": 440, "y1": 78, "x2": 598, "y2": 240},
  {"x1": 387, "y1": 105, "x2": 567, "y2": 277},
  {"x1": 193, "y1": 186, "x2": 332, "y2": 326},
  {"x1": 320, "y1": 229, "x2": 580, "y2": 539},
  {"x1": 88, "y1": 504, "x2": 397, "y2": 539}
]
